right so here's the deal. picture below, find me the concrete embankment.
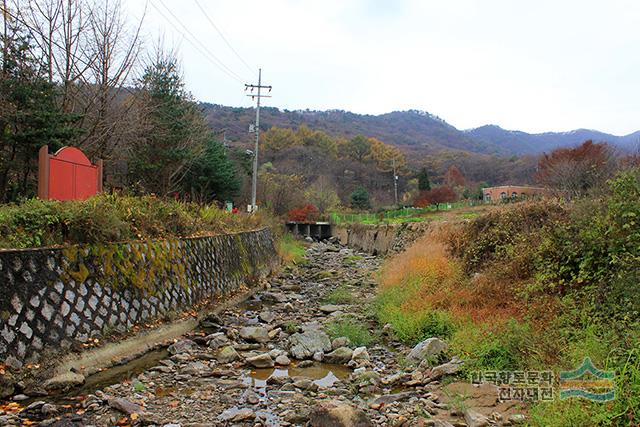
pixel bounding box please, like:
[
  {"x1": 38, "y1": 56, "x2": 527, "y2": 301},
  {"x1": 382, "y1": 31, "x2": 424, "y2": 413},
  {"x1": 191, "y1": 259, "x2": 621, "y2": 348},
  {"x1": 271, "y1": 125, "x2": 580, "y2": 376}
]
[{"x1": 333, "y1": 222, "x2": 431, "y2": 255}]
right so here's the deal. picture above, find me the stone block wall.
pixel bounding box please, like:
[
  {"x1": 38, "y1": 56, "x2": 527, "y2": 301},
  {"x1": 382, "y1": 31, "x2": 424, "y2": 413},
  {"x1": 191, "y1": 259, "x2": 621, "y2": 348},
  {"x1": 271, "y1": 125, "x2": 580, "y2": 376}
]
[
  {"x1": 334, "y1": 222, "x2": 431, "y2": 255},
  {"x1": 0, "y1": 229, "x2": 277, "y2": 364}
]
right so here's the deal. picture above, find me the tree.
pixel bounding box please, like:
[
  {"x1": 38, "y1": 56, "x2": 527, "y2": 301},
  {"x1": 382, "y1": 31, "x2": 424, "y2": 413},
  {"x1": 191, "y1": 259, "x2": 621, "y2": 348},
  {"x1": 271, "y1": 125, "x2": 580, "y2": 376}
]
[
  {"x1": 414, "y1": 186, "x2": 457, "y2": 209},
  {"x1": 304, "y1": 176, "x2": 340, "y2": 214},
  {"x1": 350, "y1": 186, "x2": 370, "y2": 210},
  {"x1": 181, "y1": 137, "x2": 240, "y2": 203},
  {"x1": 343, "y1": 135, "x2": 371, "y2": 162},
  {"x1": 128, "y1": 50, "x2": 208, "y2": 195},
  {"x1": 536, "y1": 140, "x2": 615, "y2": 197},
  {"x1": 0, "y1": 25, "x2": 79, "y2": 201},
  {"x1": 444, "y1": 165, "x2": 466, "y2": 188},
  {"x1": 417, "y1": 167, "x2": 431, "y2": 191}
]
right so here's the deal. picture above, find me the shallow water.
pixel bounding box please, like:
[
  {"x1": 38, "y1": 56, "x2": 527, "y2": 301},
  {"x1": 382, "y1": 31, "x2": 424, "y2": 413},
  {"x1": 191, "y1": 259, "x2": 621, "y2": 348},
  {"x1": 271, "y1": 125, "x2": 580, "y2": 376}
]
[{"x1": 246, "y1": 361, "x2": 352, "y2": 388}]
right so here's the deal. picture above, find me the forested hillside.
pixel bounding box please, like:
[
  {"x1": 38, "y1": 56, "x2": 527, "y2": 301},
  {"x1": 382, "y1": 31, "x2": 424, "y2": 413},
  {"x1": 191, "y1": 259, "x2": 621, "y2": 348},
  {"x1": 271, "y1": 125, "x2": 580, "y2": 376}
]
[{"x1": 203, "y1": 103, "x2": 639, "y2": 158}]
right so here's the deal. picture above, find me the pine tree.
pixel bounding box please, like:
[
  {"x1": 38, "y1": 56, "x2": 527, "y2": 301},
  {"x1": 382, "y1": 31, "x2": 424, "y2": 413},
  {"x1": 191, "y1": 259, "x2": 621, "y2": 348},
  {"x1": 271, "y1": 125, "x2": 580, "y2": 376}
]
[{"x1": 417, "y1": 167, "x2": 431, "y2": 191}]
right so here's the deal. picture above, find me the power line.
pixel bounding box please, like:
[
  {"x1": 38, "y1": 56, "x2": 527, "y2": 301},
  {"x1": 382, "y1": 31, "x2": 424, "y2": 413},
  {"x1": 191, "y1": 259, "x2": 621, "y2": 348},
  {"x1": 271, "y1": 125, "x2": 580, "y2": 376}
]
[
  {"x1": 150, "y1": 0, "x2": 246, "y2": 84},
  {"x1": 193, "y1": 0, "x2": 255, "y2": 76}
]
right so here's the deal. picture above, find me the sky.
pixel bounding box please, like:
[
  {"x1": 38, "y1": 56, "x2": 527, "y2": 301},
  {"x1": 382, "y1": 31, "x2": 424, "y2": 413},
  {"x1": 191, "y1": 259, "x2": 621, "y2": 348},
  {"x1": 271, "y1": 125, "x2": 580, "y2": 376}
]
[{"x1": 123, "y1": 0, "x2": 640, "y2": 135}]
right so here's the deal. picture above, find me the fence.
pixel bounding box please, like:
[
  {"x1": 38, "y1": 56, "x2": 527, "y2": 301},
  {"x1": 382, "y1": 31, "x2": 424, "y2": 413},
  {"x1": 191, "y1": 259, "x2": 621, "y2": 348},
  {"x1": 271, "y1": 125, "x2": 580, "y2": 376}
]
[{"x1": 329, "y1": 201, "x2": 483, "y2": 225}]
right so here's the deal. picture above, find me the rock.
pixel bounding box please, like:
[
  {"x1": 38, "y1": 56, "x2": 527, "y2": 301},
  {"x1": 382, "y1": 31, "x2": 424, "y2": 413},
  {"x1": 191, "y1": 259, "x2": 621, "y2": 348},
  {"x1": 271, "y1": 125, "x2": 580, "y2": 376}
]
[
  {"x1": 298, "y1": 360, "x2": 314, "y2": 368},
  {"x1": 182, "y1": 361, "x2": 209, "y2": 376},
  {"x1": 168, "y1": 339, "x2": 196, "y2": 355},
  {"x1": 216, "y1": 346, "x2": 240, "y2": 363},
  {"x1": 313, "y1": 351, "x2": 325, "y2": 362},
  {"x1": 407, "y1": 337, "x2": 448, "y2": 363},
  {"x1": 309, "y1": 400, "x2": 372, "y2": 427},
  {"x1": 218, "y1": 407, "x2": 256, "y2": 422},
  {"x1": 245, "y1": 353, "x2": 274, "y2": 368},
  {"x1": 369, "y1": 391, "x2": 416, "y2": 406},
  {"x1": 325, "y1": 347, "x2": 354, "y2": 364},
  {"x1": 292, "y1": 378, "x2": 318, "y2": 391},
  {"x1": 288, "y1": 330, "x2": 332, "y2": 359},
  {"x1": 5, "y1": 356, "x2": 23, "y2": 370},
  {"x1": 259, "y1": 311, "x2": 276, "y2": 323},
  {"x1": 427, "y1": 357, "x2": 463, "y2": 380},
  {"x1": 0, "y1": 372, "x2": 15, "y2": 399},
  {"x1": 239, "y1": 326, "x2": 271, "y2": 343},
  {"x1": 262, "y1": 292, "x2": 288, "y2": 303},
  {"x1": 332, "y1": 336, "x2": 351, "y2": 349},
  {"x1": 41, "y1": 403, "x2": 59, "y2": 417},
  {"x1": 206, "y1": 332, "x2": 230, "y2": 349},
  {"x1": 13, "y1": 394, "x2": 28, "y2": 401},
  {"x1": 351, "y1": 347, "x2": 370, "y2": 362},
  {"x1": 108, "y1": 397, "x2": 144, "y2": 415},
  {"x1": 508, "y1": 414, "x2": 527, "y2": 424},
  {"x1": 319, "y1": 304, "x2": 342, "y2": 313},
  {"x1": 244, "y1": 389, "x2": 260, "y2": 405},
  {"x1": 463, "y1": 408, "x2": 490, "y2": 427},
  {"x1": 283, "y1": 302, "x2": 295, "y2": 312},
  {"x1": 43, "y1": 372, "x2": 85, "y2": 390},
  {"x1": 275, "y1": 355, "x2": 291, "y2": 366}
]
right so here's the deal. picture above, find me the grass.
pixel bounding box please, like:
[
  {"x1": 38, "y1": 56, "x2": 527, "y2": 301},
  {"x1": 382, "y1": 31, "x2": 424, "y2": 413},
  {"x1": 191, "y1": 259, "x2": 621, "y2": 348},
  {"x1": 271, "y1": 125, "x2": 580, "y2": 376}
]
[
  {"x1": 277, "y1": 233, "x2": 307, "y2": 265},
  {"x1": 324, "y1": 317, "x2": 373, "y2": 347},
  {"x1": 0, "y1": 194, "x2": 267, "y2": 249},
  {"x1": 324, "y1": 285, "x2": 354, "y2": 305}
]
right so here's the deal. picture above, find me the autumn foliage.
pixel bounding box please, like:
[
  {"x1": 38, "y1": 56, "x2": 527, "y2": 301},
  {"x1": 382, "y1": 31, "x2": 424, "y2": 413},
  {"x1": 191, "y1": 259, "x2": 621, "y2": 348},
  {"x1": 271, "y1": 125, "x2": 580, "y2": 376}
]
[
  {"x1": 414, "y1": 186, "x2": 457, "y2": 208},
  {"x1": 287, "y1": 204, "x2": 319, "y2": 222},
  {"x1": 535, "y1": 140, "x2": 614, "y2": 196}
]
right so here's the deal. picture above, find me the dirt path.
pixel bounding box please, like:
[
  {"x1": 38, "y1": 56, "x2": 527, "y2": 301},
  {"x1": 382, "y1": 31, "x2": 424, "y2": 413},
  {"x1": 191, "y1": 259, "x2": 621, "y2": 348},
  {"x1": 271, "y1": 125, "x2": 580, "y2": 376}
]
[{"x1": 6, "y1": 241, "x2": 527, "y2": 426}]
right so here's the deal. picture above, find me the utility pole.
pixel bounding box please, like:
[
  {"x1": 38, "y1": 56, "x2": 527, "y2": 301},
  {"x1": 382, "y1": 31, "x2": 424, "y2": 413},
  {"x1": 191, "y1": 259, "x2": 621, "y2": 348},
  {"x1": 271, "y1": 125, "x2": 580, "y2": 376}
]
[
  {"x1": 392, "y1": 157, "x2": 399, "y2": 206},
  {"x1": 245, "y1": 68, "x2": 271, "y2": 212}
]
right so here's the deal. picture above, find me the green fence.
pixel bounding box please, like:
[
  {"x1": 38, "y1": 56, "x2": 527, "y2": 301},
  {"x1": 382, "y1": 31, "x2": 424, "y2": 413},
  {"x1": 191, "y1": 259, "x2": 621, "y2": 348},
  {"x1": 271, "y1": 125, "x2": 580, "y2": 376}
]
[{"x1": 329, "y1": 201, "x2": 483, "y2": 225}]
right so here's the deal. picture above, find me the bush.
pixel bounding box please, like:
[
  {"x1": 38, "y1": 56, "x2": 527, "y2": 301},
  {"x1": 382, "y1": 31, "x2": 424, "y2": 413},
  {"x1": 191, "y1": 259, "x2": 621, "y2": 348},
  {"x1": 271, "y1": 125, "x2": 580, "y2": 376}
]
[{"x1": 0, "y1": 194, "x2": 265, "y2": 249}]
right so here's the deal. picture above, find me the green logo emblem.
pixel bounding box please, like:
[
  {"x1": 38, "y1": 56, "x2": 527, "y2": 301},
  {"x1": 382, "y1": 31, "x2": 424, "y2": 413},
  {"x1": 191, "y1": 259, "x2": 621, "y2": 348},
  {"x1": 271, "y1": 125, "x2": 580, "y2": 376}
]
[{"x1": 559, "y1": 357, "x2": 615, "y2": 401}]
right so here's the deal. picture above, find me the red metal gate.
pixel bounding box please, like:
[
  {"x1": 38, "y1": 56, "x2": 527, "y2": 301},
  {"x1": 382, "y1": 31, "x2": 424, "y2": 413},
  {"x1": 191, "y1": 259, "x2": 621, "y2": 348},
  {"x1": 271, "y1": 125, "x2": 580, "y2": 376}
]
[{"x1": 38, "y1": 146, "x2": 103, "y2": 201}]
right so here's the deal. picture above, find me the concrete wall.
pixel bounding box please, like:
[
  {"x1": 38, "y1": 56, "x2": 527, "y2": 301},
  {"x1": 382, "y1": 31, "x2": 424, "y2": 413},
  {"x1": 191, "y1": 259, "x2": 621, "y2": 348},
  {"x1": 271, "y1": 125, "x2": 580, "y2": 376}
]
[
  {"x1": 0, "y1": 229, "x2": 277, "y2": 365},
  {"x1": 334, "y1": 222, "x2": 430, "y2": 255}
]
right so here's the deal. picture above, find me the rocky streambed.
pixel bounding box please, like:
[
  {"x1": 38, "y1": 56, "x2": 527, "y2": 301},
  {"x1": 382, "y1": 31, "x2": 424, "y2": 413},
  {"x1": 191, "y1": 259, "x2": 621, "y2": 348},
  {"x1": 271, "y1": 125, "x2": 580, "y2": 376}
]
[{"x1": 3, "y1": 240, "x2": 528, "y2": 426}]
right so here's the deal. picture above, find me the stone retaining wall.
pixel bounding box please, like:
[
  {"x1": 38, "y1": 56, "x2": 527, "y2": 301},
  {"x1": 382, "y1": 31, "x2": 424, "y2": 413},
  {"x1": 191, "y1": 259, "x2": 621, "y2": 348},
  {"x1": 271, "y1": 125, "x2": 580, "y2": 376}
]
[{"x1": 0, "y1": 229, "x2": 277, "y2": 364}]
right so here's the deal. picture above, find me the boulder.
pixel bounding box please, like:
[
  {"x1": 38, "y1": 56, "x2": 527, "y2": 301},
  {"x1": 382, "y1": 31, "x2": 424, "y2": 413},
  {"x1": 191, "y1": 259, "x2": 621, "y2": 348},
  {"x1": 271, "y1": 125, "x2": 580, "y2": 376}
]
[
  {"x1": 288, "y1": 330, "x2": 332, "y2": 359},
  {"x1": 351, "y1": 347, "x2": 370, "y2": 362},
  {"x1": 427, "y1": 357, "x2": 463, "y2": 380},
  {"x1": 218, "y1": 407, "x2": 256, "y2": 422},
  {"x1": 275, "y1": 355, "x2": 291, "y2": 366},
  {"x1": 245, "y1": 353, "x2": 274, "y2": 368},
  {"x1": 324, "y1": 347, "x2": 354, "y2": 364},
  {"x1": 407, "y1": 337, "x2": 448, "y2": 363},
  {"x1": 259, "y1": 311, "x2": 276, "y2": 323},
  {"x1": 206, "y1": 332, "x2": 230, "y2": 350},
  {"x1": 167, "y1": 339, "x2": 196, "y2": 355},
  {"x1": 108, "y1": 397, "x2": 144, "y2": 415},
  {"x1": 309, "y1": 400, "x2": 372, "y2": 427},
  {"x1": 239, "y1": 326, "x2": 271, "y2": 343},
  {"x1": 216, "y1": 346, "x2": 240, "y2": 363},
  {"x1": 463, "y1": 408, "x2": 490, "y2": 427},
  {"x1": 319, "y1": 304, "x2": 342, "y2": 314},
  {"x1": 332, "y1": 337, "x2": 351, "y2": 350}
]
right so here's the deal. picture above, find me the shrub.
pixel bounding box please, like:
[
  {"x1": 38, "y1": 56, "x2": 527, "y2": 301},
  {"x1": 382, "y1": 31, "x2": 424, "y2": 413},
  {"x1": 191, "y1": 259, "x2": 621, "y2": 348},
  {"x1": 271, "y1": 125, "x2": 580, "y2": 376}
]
[
  {"x1": 0, "y1": 194, "x2": 265, "y2": 249},
  {"x1": 287, "y1": 204, "x2": 319, "y2": 222},
  {"x1": 350, "y1": 186, "x2": 370, "y2": 210}
]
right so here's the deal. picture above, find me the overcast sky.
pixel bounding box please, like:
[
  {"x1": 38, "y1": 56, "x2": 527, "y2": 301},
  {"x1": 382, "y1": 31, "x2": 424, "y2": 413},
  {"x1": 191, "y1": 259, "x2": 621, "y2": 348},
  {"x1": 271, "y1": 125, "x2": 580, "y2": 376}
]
[{"x1": 124, "y1": 0, "x2": 640, "y2": 135}]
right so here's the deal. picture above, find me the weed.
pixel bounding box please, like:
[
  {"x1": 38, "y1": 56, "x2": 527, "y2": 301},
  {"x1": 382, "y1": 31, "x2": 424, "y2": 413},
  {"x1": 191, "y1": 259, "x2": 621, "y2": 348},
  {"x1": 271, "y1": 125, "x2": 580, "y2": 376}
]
[
  {"x1": 324, "y1": 317, "x2": 373, "y2": 347},
  {"x1": 284, "y1": 320, "x2": 299, "y2": 334},
  {"x1": 324, "y1": 285, "x2": 354, "y2": 305},
  {"x1": 277, "y1": 234, "x2": 307, "y2": 265}
]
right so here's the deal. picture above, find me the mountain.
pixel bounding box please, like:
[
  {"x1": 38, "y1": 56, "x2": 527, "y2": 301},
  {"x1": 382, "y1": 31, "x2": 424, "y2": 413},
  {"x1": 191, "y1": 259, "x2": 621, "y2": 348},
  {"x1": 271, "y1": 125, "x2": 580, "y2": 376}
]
[
  {"x1": 201, "y1": 103, "x2": 638, "y2": 158},
  {"x1": 466, "y1": 125, "x2": 639, "y2": 155}
]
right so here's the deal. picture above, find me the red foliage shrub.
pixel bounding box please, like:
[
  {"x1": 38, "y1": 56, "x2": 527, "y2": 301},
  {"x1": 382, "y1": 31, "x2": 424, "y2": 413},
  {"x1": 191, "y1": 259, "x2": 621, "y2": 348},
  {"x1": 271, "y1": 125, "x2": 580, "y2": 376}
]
[
  {"x1": 414, "y1": 186, "x2": 457, "y2": 208},
  {"x1": 287, "y1": 204, "x2": 319, "y2": 222}
]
